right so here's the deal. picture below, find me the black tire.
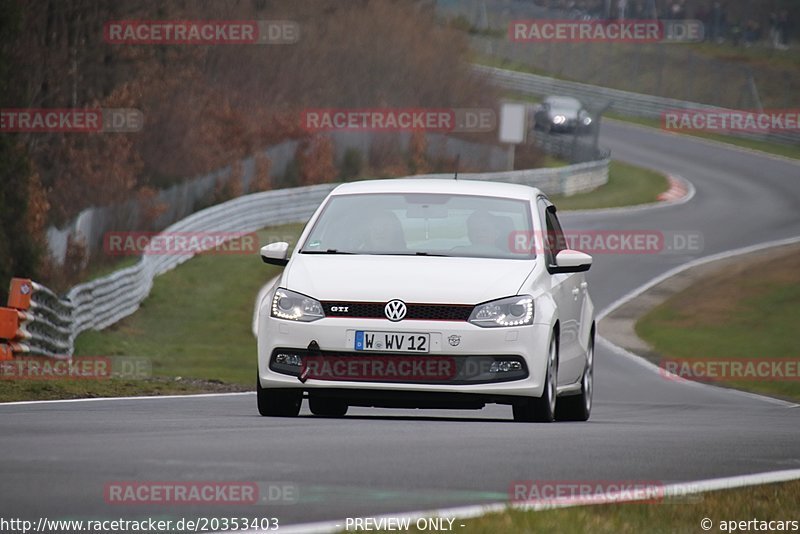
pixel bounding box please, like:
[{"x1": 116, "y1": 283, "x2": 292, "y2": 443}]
[
  {"x1": 308, "y1": 396, "x2": 348, "y2": 417},
  {"x1": 257, "y1": 375, "x2": 301, "y2": 417},
  {"x1": 555, "y1": 333, "x2": 594, "y2": 422},
  {"x1": 513, "y1": 334, "x2": 558, "y2": 422}
]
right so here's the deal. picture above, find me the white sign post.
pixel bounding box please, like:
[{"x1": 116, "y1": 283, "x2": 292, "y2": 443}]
[{"x1": 499, "y1": 103, "x2": 527, "y2": 171}]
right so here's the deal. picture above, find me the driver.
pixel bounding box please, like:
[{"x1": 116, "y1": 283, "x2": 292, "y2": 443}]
[
  {"x1": 466, "y1": 210, "x2": 502, "y2": 252},
  {"x1": 359, "y1": 210, "x2": 407, "y2": 252}
]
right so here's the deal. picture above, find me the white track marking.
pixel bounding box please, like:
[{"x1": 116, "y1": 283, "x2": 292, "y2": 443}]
[
  {"x1": 241, "y1": 468, "x2": 800, "y2": 534},
  {"x1": 0, "y1": 391, "x2": 252, "y2": 407},
  {"x1": 598, "y1": 235, "x2": 800, "y2": 321}
]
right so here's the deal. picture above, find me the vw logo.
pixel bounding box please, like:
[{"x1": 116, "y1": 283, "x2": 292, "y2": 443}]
[{"x1": 384, "y1": 300, "x2": 407, "y2": 322}]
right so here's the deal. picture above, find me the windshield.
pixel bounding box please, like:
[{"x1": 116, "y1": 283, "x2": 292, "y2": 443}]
[{"x1": 300, "y1": 192, "x2": 535, "y2": 260}]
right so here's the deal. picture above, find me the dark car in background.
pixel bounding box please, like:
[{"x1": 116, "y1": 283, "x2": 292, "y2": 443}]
[{"x1": 533, "y1": 96, "x2": 594, "y2": 134}]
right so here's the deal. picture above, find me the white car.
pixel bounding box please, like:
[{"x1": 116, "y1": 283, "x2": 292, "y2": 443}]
[{"x1": 257, "y1": 179, "x2": 595, "y2": 422}]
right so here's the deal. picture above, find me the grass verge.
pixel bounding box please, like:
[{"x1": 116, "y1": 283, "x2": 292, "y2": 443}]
[
  {"x1": 72, "y1": 225, "x2": 304, "y2": 382},
  {"x1": 371, "y1": 479, "x2": 800, "y2": 533},
  {"x1": 0, "y1": 377, "x2": 249, "y2": 403},
  {"x1": 636, "y1": 247, "x2": 800, "y2": 402},
  {"x1": 551, "y1": 161, "x2": 668, "y2": 210},
  {"x1": 0, "y1": 225, "x2": 303, "y2": 402}
]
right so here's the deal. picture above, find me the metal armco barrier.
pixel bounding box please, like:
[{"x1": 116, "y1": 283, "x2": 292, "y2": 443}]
[{"x1": 0, "y1": 278, "x2": 73, "y2": 359}]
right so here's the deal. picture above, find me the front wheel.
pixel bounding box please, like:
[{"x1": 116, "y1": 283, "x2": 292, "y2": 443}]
[
  {"x1": 257, "y1": 374, "x2": 302, "y2": 417},
  {"x1": 556, "y1": 334, "x2": 594, "y2": 422},
  {"x1": 513, "y1": 334, "x2": 558, "y2": 422}
]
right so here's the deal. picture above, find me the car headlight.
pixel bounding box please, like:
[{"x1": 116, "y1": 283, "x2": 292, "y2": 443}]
[
  {"x1": 469, "y1": 295, "x2": 534, "y2": 328},
  {"x1": 553, "y1": 115, "x2": 566, "y2": 125},
  {"x1": 271, "y1": 288, "x2": 324, "y2": 322}
]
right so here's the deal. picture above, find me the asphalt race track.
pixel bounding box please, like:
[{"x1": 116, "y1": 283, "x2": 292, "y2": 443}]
[{"x1": 2, "y1": 121, "x2": 799, "y2": 528}]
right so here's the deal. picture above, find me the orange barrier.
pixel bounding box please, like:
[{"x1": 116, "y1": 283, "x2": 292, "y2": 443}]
[
  {"x1": 7, "y1": 278, "x2": 33, "y2": 311},
  {"x1": 1, "y1": 277, "x2": 73, "y2": 359}
]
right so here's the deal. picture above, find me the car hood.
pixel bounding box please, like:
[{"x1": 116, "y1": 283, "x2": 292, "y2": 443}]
[{"x1": 285, "y1": 254, "x2": 536, "y2": 304}]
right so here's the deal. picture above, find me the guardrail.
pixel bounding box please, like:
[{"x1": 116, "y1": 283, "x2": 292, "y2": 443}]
[
  {"x1": 0, "y1": 278, "x2": 74, "y2": 359},
  {"x1": 2, "y1": 158, "x2": 609, "y2": 360},
  {"x1": 415, "y1": 156, "x2": 609, "y2": 196},
  {"x1": 477, "y1": 64, "x2": 800, "y2": 145}
]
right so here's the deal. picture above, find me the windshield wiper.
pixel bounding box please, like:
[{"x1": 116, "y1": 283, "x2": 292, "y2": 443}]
[
  {"x1": 301, "y1": 249, "x2": 354, "y2": 255},
  {"x1": 384, "y1": 252, "x2": 451, "y2": 257}
]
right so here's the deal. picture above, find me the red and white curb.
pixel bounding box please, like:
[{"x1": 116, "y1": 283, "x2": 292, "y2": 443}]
[
  {"x1": 658, "y1": 175, "x2": 690, "y2": 202},
  {"x1": 566, "y1": 174, "x2": 695, "y2": 216}
]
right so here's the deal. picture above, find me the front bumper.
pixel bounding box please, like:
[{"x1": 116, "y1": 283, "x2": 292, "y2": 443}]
[{"x1": 257, "y1": 314, "x2": 552, "y2": 399}]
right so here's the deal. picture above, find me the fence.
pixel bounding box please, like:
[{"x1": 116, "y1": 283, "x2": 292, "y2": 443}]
[
  {"x1": 476, "y1": 64, "x2": 800, "y2": 145},
  {"x1": 1, "y1": 157, "x2": 609, "y2": 360}
]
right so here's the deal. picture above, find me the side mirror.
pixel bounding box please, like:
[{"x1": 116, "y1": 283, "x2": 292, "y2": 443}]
[
  {"x1": 260, "y1": 242, "x2": 290, "y2": 266},
  {"x1": 551, "y1": 249, "x2": 592, "y2": 274}
]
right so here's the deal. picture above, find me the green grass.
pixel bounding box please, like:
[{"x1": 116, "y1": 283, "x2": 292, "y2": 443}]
[
  {"x1": 471, "y1": 33, "x2": 800, "y2": 109},
  {"x1": 636, "y1": 249, "x2": 800, "y2": 401},
  {"x1": 0, "y1": 377, "x2": 244, "y2": 403},
  {"x1": 72, "y1": 225, "x2": 304, "y2": 384},
  {"x1": 83, "y1": 256, "x2": 141, "y2": 282},
  {"x1": 686, "y1": 41, "x2": 800, "y2": 71},
  {"x1": 550, "y1": 161, "x2": 668, "y2": 210},
  {"x1": 540, "y1": 155, "x2": 569, "y2": 168},
  {"x1": 363, "y1": 479, "x2": 800, "y2": 533},
  {"x1": 0, "y1": 225, "x2": 304, "y2": 402}
]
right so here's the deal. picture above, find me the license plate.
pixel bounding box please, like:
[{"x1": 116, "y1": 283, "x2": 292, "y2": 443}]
[{"x1": 355, "y1": 331, "x2": 430, "y2": 353}]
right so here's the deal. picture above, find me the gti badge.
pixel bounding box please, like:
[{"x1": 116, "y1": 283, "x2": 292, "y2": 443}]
[
  {"x1": 448, "y1": 335, "x2": 461, "y2": 347},
  {"x1": 384, "y1": 300, "x2": 407, "y2": 322}
]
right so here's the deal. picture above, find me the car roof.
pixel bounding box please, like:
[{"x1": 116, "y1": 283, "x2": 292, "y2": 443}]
[
  {"x1": 544, "y1": 96, "x2": 582, "y2": 107},
  {"x1": 330, "y1": 178, "x2": 544, "y2": 201}
]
